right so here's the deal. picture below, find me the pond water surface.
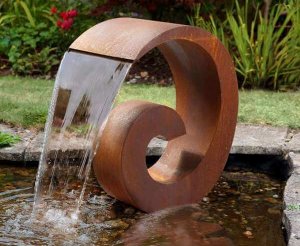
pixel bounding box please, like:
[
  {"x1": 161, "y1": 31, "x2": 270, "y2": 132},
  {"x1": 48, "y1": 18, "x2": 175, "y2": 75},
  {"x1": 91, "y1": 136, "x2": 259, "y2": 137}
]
[{"x1": 0, "y1": 164, "x2": 286, "y2": 245}]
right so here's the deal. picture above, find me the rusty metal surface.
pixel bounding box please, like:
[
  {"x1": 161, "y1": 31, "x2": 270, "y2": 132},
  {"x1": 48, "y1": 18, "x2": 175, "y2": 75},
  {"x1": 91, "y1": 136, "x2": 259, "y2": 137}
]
[{"x1": 71, "y1": 17, "x2": 238, "y2": 212}]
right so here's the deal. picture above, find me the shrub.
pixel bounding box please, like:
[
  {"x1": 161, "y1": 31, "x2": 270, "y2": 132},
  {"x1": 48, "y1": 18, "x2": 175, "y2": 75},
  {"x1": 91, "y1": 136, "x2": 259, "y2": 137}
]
[
  {"x1": 189, "y1": 0, "x2": 300, "y2": 90},
  {"x1": 0, "y1": 1, "x2": 98, "y2": 76},
  {"x1": 0, "y1": 23, "x2": 60, "y2": 76}
]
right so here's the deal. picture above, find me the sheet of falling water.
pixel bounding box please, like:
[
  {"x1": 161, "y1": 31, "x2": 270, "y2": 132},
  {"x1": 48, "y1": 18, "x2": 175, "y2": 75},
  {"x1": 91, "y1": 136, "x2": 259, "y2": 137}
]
[{"x1": 32, "y1": 50, "x2": 131, "y2": 222}]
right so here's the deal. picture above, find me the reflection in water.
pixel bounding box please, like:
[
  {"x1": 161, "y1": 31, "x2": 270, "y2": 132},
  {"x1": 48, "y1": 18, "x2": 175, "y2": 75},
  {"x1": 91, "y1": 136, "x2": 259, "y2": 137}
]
[{"x1": 121, "y1": 205, "x2": 233, "y2": 246}]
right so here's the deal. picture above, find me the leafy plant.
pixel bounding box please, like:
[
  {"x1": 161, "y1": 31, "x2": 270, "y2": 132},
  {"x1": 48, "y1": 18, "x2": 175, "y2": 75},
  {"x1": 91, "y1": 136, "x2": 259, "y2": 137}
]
[
  {"x1": 0, "y1": 132, "x2": 20, "y2": 148},
  {"x1": 189, "y1": 0, "x2": 300, "y2": 90},
  {"x1": 187, "y1": 4, "x2": 228, "y2": 48},
  {"x1": 0, "y1": 1, "x2": 98, "y2": 76},
  {"x1": 0, "y1": 0, "x2": 55, "y2": 27},
  {"x1": 0, "y1": 23, "x2": 60, "y2": 76}
]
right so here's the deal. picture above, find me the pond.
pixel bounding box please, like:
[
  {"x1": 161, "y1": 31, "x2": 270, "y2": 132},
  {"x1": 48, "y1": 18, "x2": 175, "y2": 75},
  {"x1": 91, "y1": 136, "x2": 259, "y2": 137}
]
[{"x1": 0, "y1": 164, "x2": 286, "y2": 245}]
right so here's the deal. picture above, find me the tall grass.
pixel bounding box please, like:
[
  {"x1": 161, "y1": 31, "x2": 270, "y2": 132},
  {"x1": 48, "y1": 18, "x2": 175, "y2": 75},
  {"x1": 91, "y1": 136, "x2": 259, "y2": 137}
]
[
  {"x1": 189, "y1": 0, "x2": 300, "y2": 90},
  {"x1": 0, "y1": 0, "x2": 55, "y2": 27}
]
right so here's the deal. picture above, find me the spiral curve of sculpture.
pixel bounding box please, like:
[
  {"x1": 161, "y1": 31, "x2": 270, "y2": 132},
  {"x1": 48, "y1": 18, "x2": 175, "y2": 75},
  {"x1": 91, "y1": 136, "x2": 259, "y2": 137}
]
[{"x1": 70, "y1": 18, "x2": 238, "y2": 212}]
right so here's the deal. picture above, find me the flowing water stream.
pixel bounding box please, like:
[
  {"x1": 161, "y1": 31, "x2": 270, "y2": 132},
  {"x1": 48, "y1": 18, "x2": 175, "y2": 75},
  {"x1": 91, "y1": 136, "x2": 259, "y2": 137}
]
[{"x1": 32, "y1": 50, "x2": 131, "y2": 229}]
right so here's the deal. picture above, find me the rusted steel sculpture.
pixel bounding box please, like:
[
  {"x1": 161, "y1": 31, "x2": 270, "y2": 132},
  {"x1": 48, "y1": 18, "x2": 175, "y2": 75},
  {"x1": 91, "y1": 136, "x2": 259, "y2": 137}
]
[{"x1": 70, "y1": 18, "x2": 238, "y2": 212}]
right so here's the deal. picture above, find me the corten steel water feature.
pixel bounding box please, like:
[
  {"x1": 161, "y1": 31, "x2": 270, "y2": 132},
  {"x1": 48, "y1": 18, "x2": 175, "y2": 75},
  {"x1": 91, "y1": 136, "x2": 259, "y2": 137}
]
[{"x1": 70, "y1": 18, "x2": 238, "y2": 212}]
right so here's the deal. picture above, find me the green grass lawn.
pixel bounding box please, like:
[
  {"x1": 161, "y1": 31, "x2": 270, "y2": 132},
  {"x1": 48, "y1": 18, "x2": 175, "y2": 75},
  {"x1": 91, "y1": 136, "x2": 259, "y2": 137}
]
[{"x1": 0, "y1": 76, "x2": 299, "y2": 129}]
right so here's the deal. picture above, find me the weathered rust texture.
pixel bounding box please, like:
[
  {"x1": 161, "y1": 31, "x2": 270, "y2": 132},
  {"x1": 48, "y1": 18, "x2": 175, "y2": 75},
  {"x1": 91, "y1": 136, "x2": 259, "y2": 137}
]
[{"x1": 70, "y1": 18, "x2": 238, "y2": 212}]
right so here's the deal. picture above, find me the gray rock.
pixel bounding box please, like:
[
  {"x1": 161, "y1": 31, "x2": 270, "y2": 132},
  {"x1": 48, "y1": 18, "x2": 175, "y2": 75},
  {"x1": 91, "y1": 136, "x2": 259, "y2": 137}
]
[
  {"x1": 0, "y1": 124, "x2": 31, "y2": 161},
  {"x1": 283, "y1": 153, "x2": 300, "y2": 246},
  {"x1": 0, "y1": 141, "x2": 26, "y2": 161},
  {"x1": 25, "y1": 132, "x2": 91, "y2": 162},
  {"x1": 0, "y1": 123, "x2": 295, "y2": 161},
  {"x1": 285, "y1": 133, "x2": 300, "y2": 153},
  {"x1": 146, "y1": 137, "x2": 167, "y2": 156},
  {"x1": 146, "y1": 124, "x2": 289, "y2": 156},
  {"x1": 288, "y1": 153, "x2": 300, "y2": 175},
  {"x1": 283, "y1": 215, "x2": 300, "y2": 246},
  {"x1": 231, "y1": 124, "x2": 288, "y2": 155},
  {"x1": 24, "y1": 132, "x2": 44, "y2": 161}
]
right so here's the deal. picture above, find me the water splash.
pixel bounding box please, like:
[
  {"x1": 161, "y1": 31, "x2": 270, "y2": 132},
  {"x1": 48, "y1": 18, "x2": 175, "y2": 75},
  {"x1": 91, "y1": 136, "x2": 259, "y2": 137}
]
[{"x1": 32, "y1": 51, "x2": 131, "y2": 223}]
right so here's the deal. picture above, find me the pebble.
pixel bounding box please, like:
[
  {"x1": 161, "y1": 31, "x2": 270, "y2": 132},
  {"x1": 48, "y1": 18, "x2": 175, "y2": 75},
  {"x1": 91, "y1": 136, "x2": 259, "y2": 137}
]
[
  {"x1": 243, "y1": 230, "x2": 253, "y2": 238},
  {"x1": 105, "y1": 219, "x2": 129, "y2": 230},
  {"x1": 140, "y1": 71, "x2": 148, "y2": 78},
  {"x1": 267, "y1": 208, "x2": 281, "y2": 215},
  {"x1": 127, "y1": 79, "x2": 137, "y2": 84},
  {"x1": 124, "y1": 207, "x2": 135, "y2": 216},
  {"x1": 272, "y1": 194, "x2": 279, "y2": 199},
  {"x1": 191, "y1": 212, "x2": 203, "y2": 220},
  {"x1": 241, "y1": 195, "x2": 252, "y2": 201},
  {"x1": 227, "y1": 189, "x2": 240, "y2": 195},
  {"x1": 202, "y1": 197, "x2": 209, "y2": 202},
  {"x1": 241, "y1": 219, "x2": 248, "y2": 224},
  {"x1": 264, "y1": 197, "x2": 278, "y2": 204}
]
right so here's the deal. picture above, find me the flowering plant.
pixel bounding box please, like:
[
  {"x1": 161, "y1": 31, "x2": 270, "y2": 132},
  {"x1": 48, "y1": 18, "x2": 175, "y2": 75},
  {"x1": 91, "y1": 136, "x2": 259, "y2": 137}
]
[{"x1": 50, "y1": 6, "x2": 78, "y2": 30}]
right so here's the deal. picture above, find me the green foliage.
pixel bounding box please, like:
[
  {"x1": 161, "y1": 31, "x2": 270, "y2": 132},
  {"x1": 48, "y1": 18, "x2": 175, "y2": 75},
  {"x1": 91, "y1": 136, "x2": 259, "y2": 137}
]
[
  {"x1": 0, "y1": 23, "x2": 60, "y2": 76},
  {"x1": 187, "y1": 4, "x2": 228, "y2": 48},
  {"x1": 189, "y1": 0, "x2": 300, "y2": 90},
  {"x1": 0, "y1": 0, "x2": 98, "y2": 76},
  {"x1": 0, "y1": 0, "x2": 55, "y2": 27},
  {"x1": 22, "y1": 110, "x2": 48, "y2": 127},
  {"x1": 0, "y1": 132, "x2": 20, "y2": 148}
]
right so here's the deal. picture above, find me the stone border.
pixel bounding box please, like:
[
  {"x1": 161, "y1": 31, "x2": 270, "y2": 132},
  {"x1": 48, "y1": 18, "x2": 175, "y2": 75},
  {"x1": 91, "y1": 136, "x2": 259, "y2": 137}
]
[
  {"x1": 0, "y1": 123, "x2": 300, "y2": 245},
  {"x1": 283, "y1": 153, "x2": 300, "y2": 246},
  {"x1": 1, "y1": 123, "x2": 297, "y2": 162}
]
